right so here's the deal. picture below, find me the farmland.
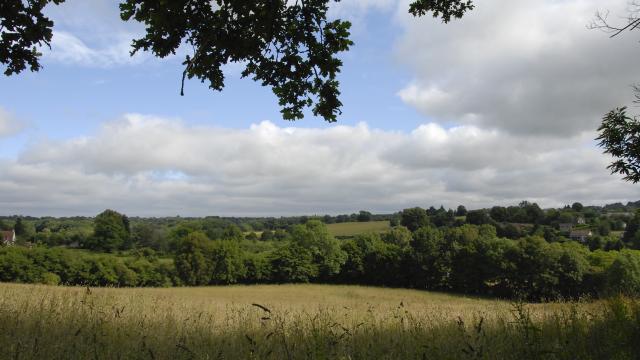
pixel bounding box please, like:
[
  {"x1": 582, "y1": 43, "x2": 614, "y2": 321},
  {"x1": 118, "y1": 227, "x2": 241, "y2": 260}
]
[
  {"x1": 326, "y1": 220, "x2": 391, "y2": 237},
  {"x1": 0, "y1": 283, "x2": 639, "y2": 359}
]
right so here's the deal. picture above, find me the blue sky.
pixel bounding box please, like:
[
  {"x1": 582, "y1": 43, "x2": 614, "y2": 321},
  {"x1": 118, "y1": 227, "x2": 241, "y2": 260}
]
[
  {"x1": 0, "y1": 4, "x2": 423, "y2": 144},
  {"x1": 2, "y1": 0, "x2": 640, "y2": 216}
]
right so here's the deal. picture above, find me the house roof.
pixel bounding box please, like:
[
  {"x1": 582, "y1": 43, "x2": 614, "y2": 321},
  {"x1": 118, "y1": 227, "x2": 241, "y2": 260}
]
[{"x1": 1, "y1": 230, "x2": 14, "y2": 241}]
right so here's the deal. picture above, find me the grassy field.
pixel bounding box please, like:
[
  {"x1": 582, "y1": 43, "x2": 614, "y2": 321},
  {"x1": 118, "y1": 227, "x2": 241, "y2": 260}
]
[
  {"x1": 0, "y1": 283, "x2": 639, "y2": 359},
  {"x1": 326, "y1": 220, "x2": 391, "y2": 237}
]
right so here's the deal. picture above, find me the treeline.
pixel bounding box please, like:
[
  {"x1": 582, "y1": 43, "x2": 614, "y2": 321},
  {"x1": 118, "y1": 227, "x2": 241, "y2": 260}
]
[
  {"x1": 2, "y1": 219, "x2": 640, "y2": 300},
  {"x1": 0, "y1": 247, "x2": 177, "y2": 287},
  {"x1": 399, "y1": 203, "x2": 632, "y2": 250},
  {"x1": 170, "y1": 220, "x2": 640, "y2": 301},
  {"x1": 1, "y1": 201, "x2": 637, "y2": 254},
  {"x1": 0, "y1": 210, "x2": 392, "y2": 252},
  {"x1": 3, "y1": 202, "x2": 640, "y2": 301}
]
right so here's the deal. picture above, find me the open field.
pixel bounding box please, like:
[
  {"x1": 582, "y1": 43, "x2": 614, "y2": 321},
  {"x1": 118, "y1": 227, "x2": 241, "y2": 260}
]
[
  {"x1": 326, "y1": 220, "x2": 391, "y2": 237},
  {"x1": 0, "y1": 283, "x2": 639, "y2": 359}
]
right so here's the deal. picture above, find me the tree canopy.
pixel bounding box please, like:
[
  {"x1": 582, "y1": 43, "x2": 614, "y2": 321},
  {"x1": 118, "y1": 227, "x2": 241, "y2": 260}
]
[
  {"x1": 0, "y1": 0, "x2": 64, "y2": 75},
  {"x1": 592, "y1": 5, "x2": 640, "y2": 183},
  {"x1": 0, "y1": 0, "x2": 473, "y2": 122},
  {"x1": 596, "y1": 107, "x2": 640, "y2": 183},
  {"x1": 87, "y1": 209, "x2": 131, "y2": 252}
]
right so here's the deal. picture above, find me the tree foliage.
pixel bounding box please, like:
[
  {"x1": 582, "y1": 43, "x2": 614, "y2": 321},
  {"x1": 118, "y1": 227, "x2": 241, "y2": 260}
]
[
  {"x1": 1, "y1": 0, "x2": 473, "y2": 121},
  {"x1": 591, "y1": 3, "x2": 640, "y2": 183},
  {"x1": 596, "y1": 107, "x2": 640, "y2": 183},
  {"x1": 174, "y1": 231, "x2": 213, "y2": 286},
  {"x1": 0, "y1": 0, "x2": 64, "y2": 75},
  {"x1": 87, "y1": 209, "x2": 131, "y2": 252},
  {"x1": 13, "y1": 217, "x2": 26, "y2": 236},
  {"x1": 606, "y1": 250, "x2": 640, "y2": 296},
  {"x1": 408, "y1": 0, "x2": 474, "y2": 22},
  {"x1": 6, "y1": 203, "x2": 640, "y2": 300},
  {"x1": 400, "y1": 207, "x2": 429, "y2": 232}
]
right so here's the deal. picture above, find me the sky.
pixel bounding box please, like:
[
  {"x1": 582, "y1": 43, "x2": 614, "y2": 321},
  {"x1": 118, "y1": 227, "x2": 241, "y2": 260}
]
[{"x1": 2, "y1": 0, "x2": 640, "y2": 216}]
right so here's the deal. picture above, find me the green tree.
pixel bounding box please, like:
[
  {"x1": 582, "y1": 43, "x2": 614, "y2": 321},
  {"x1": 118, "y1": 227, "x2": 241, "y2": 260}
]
[
  {"x1": 382, "y1": 226, "x2": 412, "y2": 248},
  {"x1": 289, "y1": 220, "x2": 345, "y2": 279},
  {"x1": 466, "y1": 210, "x2": 491, "y2": 225},
  {"x1": 596, "y1": 107, "x2": 640, "y2": 183},
  {"x1": 209, "y1": 240, "x2": 246, "y2": 284},
  {"x1": 555, "y1": 242, "x2": 589, "y2": 298},
  {"x1": 365, "y1": 240, "x2": 406, "y2": 286},
  {"x1": 0, "y1": 220, "x2": 11, "y2": 231},
  {"x1": 131, "y1": 222, "x2": 169, "y2": 252},
  {"x1": 338, "y1": 238, "x2": 367, "y2": 283},
  {"x1": 597, "y1": 220, "x2": 611, "y2": 236},
  {"x1": 623, "y1": 210, "x2": 640, "y2": 244},
  {"x1": 592, "y1": 11, "x2": 640, "y2": 183},
  {"x1": 489, "y1": 206, "x2": 508, "y2": 222},
  {"x1": 0, "y1": 0, "x2": 65, "y2": 75},
  {"x1": 504, "y1": 237, "x2": 562, "y2": 300},
  {"x1": 357, "y1": 211, "x2": 372, "y2": 222},
  {"x1": 2, "y1": 0, "x2": 472, "y2": 121},
  {"x1": 242, "y1": 252, "x2": 271, "y2": 283},
  {"x1": 245, "y1": 232, "x2": 259, "y2": 241},
  {"x1": 400, "y1": 207, "x2": 429, "y2": 232},
  {"x1": 269, "y1": 243, "x2": 317, "y2": 283},
  {"x1": 572, "y1": 202, "x2": 584, "y2": 212},
  {"x1": 221, "y1": 224, "x2": 244, "y2": 241},
  {"x1": 588, "y1": 235, "x2": 605, "y2": 251},
  {"x1": 260, "y1": 230, "x2": 275, "y2": 241},
  {"x1": 13, "y1": 217, "x2": 26, "y2": 237},
  {"x1": 174, "y1": 231, "x2": 213, "y2": 286},
  {"x1": 409, "y1": 226, "x2": 450, "y2": 289},
  {"x1": 87, "y1": 210, "x2": 131, "y2": 252},
  {"x1": 605, "y1": 250, "x2": 640, "y2": 296},
  {"x1": 499, "y1": 223, "x2": 522, "y2": 240},
  {"x1": 448, "y1": 232, "x2": 513, "y2": 295},
  {"x1": 455, "y1": 205, "x2": 467, "y2": 216}
]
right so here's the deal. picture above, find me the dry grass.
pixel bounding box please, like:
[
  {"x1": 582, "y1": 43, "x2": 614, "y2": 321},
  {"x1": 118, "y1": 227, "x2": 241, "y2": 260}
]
[
  {"x1": 0, "y1": 283, "x2": 636, "y2": 359},
  {"x1": 0, "y1": 283, "x2": 523, "y2": 319}
]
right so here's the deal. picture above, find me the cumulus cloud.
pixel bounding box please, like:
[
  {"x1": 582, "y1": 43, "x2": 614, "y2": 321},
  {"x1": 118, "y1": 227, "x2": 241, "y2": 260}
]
[
  {"x1": 394, "y1": 0, "x2": 640, "y2": 136},
  {"x1": 47, "y1": 31, "x2": 146, "y2": 68},
  {"x1": 41, "y1": 0, "x2": 148, "y2": 67},
  {"x1": 1, "y1": 114, "x2": 637, "y2": 216},
  {"x1": 329, "y1": 0, "x2": 397, "y2": 17},
  {"x1": 0, "y1": 108, "x2": 25, "y2": 138}
]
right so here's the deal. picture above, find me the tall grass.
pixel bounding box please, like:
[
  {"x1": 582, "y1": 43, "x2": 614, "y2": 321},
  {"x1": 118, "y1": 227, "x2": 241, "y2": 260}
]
[{"x1": 0, "y1": 283, "x2": 638, "y2": 359}]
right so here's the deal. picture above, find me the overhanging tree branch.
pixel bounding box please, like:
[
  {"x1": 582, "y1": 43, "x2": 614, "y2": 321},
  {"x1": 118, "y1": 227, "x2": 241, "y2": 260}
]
[{"x1": 1, "y1": 0, "x2": 474, "y2": 122}]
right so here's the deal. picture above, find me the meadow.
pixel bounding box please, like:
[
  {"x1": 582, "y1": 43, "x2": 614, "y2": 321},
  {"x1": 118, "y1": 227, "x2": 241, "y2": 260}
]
[
  {"x1": 325, "y1": 220, "x2": 391, "y2": 237},
  {"x1": 0, "y1": 283, "x2": 639, "y2": 359}
]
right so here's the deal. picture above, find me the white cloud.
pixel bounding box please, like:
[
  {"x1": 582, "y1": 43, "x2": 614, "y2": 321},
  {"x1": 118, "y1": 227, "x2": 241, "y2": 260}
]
[
  {"x1": 394, "y1": 0, "x2": 640, "y2": 136},
  {"x1": 41, "y1": 0, "x2": 148, "y2": 67},
  {"x1": 1, "y1": 114, "x2": 637, "y2": 216},
  {"x1": 0, "y1": 108, "x2": 25, "y2": 138},
  {"x1": 47, "y1": 31, "x2": 145, "y2": 68},
  {"x1": 329, "y1": 0, "x2": 397, "y2": 17}
]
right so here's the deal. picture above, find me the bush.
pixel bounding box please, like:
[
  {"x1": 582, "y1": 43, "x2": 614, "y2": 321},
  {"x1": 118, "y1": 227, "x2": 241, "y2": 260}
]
[
  {"x1": 605, "y1": 250, "x2": 640, "y2": 296},
  {"x1": 39, "y1": 272, "x2": 61, "y2": 285}
]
